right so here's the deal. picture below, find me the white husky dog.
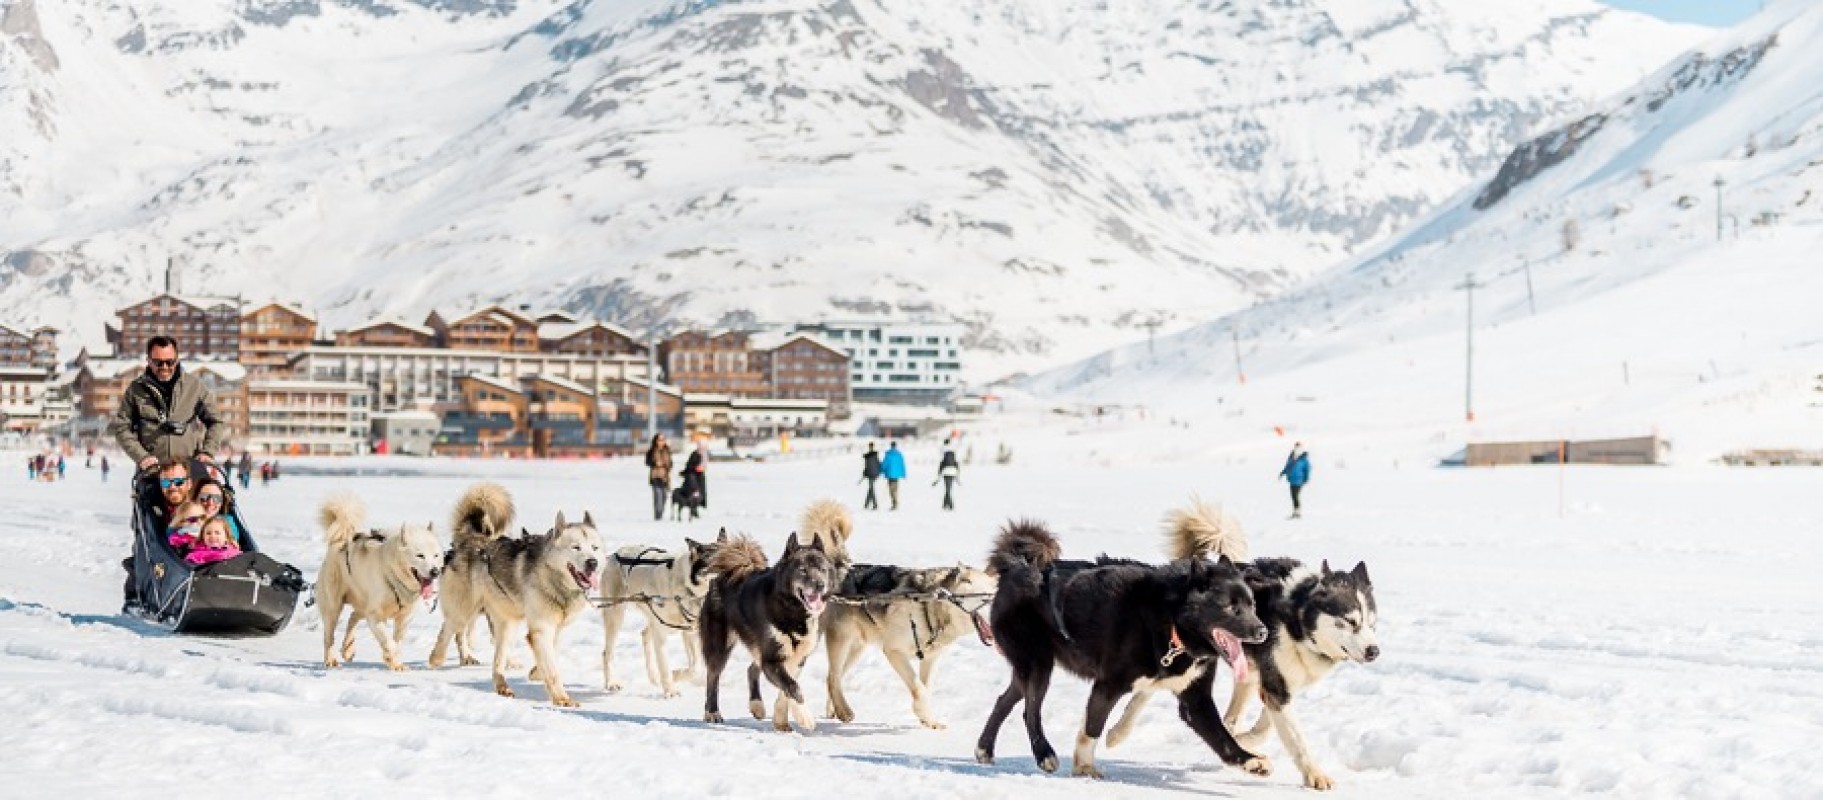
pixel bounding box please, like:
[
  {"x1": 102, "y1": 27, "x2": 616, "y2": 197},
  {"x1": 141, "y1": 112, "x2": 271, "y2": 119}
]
[
  {"x1": 599, "y1": 531, "x2": 727, "y2": 698},
  {"x1": 317, "y1": 494, "x2": 445, "y2": 671}
]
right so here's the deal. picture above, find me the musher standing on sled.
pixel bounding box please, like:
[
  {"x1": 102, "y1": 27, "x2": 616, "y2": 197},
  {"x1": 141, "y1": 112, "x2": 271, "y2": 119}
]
[{"x1": 107, "y1": 335, "x2": 227, "y2": 611}]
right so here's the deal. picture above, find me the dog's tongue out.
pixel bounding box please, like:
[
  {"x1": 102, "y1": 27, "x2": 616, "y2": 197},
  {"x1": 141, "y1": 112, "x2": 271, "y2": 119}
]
[
  {"x1": 570, "y1": 564, "x2": 599, "y2": 592},
  {"x1": 1212, "y1": 628, "x2": 1248, "y2": 684},
  {"x1": 973, "y1": 613, "x2": 996, "y2": 647},
  {"x1": 418, "y1": 578, "x2": 436, "y2": 601},
  {"x1": 802, "y1": 591, "x2": 826, "y2": 615}
]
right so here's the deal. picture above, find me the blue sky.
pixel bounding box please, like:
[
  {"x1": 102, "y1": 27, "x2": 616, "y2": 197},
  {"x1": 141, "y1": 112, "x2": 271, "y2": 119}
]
[{"x1": 1601, "y1": 0, "x2": 1763, "y2": 26}]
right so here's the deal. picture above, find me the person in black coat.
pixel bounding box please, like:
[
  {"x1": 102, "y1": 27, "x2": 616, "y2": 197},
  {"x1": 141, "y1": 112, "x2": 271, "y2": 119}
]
[
  {"x1": 681, "y1": 440, "x2": 708, "y2": 517},
  {"x1": 860, "y1": 442, "x2": 882, "y2": 510},
  {"x1": 933, "y1": 448, "x2": 961, "y2": 511}
]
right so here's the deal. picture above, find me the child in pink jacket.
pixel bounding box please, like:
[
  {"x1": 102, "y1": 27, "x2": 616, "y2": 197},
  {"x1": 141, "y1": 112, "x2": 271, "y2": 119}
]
[
  {"x1": 167, "y1": 502, "x2": 207, "y2": 552},
  {"x1": 184, "y1": 516, "x2": 242, "y2": 566}
]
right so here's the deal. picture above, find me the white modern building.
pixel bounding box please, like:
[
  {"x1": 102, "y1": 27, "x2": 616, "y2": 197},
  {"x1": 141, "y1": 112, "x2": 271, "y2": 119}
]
[
  {"x1": 289, "y1": 346, "x2": 650, "y2": 412},
  {"x1": 246, "y1": 379, "x2": 372, "y2": 456},
  {"x1": 0, "y1": 366, "x2": 50, "y2": 431},
  {"x1": 790, "y1": 322, "x2": 964, "y2": 404}
]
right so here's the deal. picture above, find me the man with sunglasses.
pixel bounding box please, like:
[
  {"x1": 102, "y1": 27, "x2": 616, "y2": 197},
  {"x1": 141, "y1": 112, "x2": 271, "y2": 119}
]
[
  {"x1": 123, "y1": 460, "x2": 198, "y2": 611},
  {"x1": 107, "y1": 335, "x2": 226, "y2": 473}
]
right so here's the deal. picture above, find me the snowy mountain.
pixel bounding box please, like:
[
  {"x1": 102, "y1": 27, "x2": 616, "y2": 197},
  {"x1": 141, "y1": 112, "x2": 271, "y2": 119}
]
[
  {"x1": 1028, "y1": 0, "x2": 1823, "y2": 461},
  {"x1": 0, "y1": 0, "x2": 1698, "y2": 375}
]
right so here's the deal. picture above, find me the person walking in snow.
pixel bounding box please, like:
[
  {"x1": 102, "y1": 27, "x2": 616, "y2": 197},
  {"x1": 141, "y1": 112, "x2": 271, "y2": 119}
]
[
  {"x1": 645, "y1": 433, "x2": 673, "y2": 521},
  {"x1": 859, "y1": 442, "x2": 882, "y2": 511},
  {"x1": 881, "y1": 440, "x2": 907, "y2": 511},
  {"x1": 932, "y1": 447, "x2": 961, "y2": 511},
  {"x1": 1279, "y1": 442, "x2": 1312, "y2": 519}
]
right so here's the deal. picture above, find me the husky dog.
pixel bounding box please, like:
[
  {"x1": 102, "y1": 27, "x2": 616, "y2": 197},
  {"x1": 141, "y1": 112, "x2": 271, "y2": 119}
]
[
  {"x1": 798, "y1": 499, "x2": 854, "y2": 566},
  {"x1": 599, "y1": 530, "x2": 728, "y2": 698},
  {"x1": 429, "y1": 483, "x2": 606, "y2": 707},
  {"x1": 427, "y1": 483, "x2": 515, "y2": 670},
  {"x1": 316, "y1": 494, "x2": 444, "y2": 671},
  {"x1": 1111, "y1": 500, "x2": 1380, "y2": 790},
  {"x1": 823, "y1": 562, "x2": 997, "y2": 729},
  {"x1": 699, "y1": 533, "x2": 838, "y2": 732},
  {"x1": 974, "y1": 520, "x2": 1270, "y2": 780}
]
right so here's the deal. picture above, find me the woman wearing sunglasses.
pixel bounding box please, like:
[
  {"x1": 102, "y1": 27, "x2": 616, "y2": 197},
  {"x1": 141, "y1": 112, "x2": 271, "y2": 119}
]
[{"x1": 195, "y1": 480, "x2": 243, "y2": 545}]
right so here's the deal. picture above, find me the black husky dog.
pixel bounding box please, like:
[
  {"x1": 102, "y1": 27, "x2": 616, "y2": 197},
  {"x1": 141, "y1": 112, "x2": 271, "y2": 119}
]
[
  {"x1": 700, "y1": 532, "x2": 839, "y2": 732},
  {"x1": 975, "y1": 520, "x2": 1272, "y2": 780}
]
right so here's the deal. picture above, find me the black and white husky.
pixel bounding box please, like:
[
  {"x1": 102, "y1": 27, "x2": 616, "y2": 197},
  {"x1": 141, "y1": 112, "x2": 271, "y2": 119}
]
[
  {"x1": 1112, "y1": 499, "x2": 1381, "y2": 790},
  {"x1": 598, "y1": 531, "x2": 726, "y2": 698},
  {"x1": 699, "y1": 532, "x2": 839, "y2": 732},
  {"x1": 974, "y1": 520, "x2": 1271, "y2": 780}
]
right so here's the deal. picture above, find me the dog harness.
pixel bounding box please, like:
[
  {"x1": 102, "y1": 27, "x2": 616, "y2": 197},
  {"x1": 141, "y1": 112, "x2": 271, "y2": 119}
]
[
  {"x1": 602, "y1": 549, "x2": 704, "y2": 630},
  {"x1": 612, "y1": 548, "x2": 676, "y2": 571},
  {"x1": 1040, "y1": 565, "x2": 1073, "y2": 642}
]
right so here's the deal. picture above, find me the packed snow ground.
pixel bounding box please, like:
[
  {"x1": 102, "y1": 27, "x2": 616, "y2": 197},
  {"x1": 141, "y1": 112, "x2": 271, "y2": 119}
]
[{"x1": 2, "y1": 431, "x2": 1818, "y2": 798}]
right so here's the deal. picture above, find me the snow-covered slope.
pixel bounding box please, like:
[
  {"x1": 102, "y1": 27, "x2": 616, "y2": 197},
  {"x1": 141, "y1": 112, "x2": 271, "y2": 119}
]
[
  {"x1": 3, "y1": 451, "x2": 1820, "y2": 797},
  {"x1": 1029, "y1": 0, "x2": 1823, "y2": 460},
  {"x1": 0, "y1": 0, "x2": 1698, "y2": 374}
]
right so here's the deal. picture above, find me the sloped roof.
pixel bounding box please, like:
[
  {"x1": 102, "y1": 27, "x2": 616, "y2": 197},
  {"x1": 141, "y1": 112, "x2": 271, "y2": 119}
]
[
  {"x1": 524, "y1": 374, "x2": 594, "y2": 396},
  {"x1": 539, "y1": 320, "x2": 641, "y2": 343},
  {"x1": 191, "y1": 361, "x2": 248, "y2": 382},
  {"x1": 751, "y1": 331, "x2": 847, "y2": 357},
  {"x1": 343, "y1": 318, "x2": 434, "y2": 337},
  {"x1": 244, "y1": 301, "x2": 316, "y2": 322},
  {"x1": 459, "y1": 373, "x2": 523, "y2": 395}
]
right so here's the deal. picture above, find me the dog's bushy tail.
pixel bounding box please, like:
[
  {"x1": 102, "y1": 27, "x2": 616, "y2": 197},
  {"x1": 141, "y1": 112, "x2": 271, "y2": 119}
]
[
  {"x1": 987, "y1": 519, "x2": 1061, "y2": 576},
  {"x1": 451, "y1": 482, "x2": 514, "y2": 550},
  {"x1": 799, "y1": 499, "x2": 853, "y2": 557},
  {"x1": 320, "y1": 493, "x2": 365, "y2": 552},
  {"x1": 708, "y1": 535, "x2": 768, "y2": 588},
  {"x1": 1163, "y1": 496, "x2": 1249, "y2": 562}
]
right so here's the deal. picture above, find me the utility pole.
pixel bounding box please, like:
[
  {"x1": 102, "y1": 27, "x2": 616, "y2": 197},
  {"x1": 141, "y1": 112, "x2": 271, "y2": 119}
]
[
  {"x1": 1521, "y1": 258, "x2": 1536, "y2": 316},
  {"x1": 1139, "y1": 317, "x2": 1162, "y2": 364},
  {"x1": 1714, "y1": 176, "x2": 1725, "y2": 243},
  {"x1": 1455, "y1": 273, "x2": 1483, "y2": 422},
  {"x1": 1231, "y1": 326, "x2": 1246, "y2": 384},
  {"x1": 646, "y1": 329, "x2": 659, "y2": 442}
]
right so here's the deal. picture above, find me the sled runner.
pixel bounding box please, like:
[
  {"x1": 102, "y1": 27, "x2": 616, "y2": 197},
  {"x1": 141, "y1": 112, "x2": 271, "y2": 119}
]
[{"x1": 125, "y1": 472, "x2": 305, "y2": 635}]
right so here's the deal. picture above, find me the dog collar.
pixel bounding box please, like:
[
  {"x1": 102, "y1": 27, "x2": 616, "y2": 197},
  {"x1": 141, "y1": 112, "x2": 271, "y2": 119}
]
[{"x1": 1161, "y1": 626, "x2": 1188, "y2": 668}]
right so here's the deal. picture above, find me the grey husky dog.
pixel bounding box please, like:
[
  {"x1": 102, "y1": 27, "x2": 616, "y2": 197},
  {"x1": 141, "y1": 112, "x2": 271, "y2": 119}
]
[
  {"x1": 428, "y1": 483, "x2": 606, "y2": 707},
  {"x1": 598, "y1": 531, "x2": 727, "y2": 698},
  {"x1": 1110, "y1": 498, "x2": 1380, "y2": 790}
]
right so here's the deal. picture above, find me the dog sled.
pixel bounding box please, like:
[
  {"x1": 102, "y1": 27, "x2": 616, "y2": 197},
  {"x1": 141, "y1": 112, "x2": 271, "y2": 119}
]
[{"x1": 125, "y1": 472, "x2": 305, "y2": 635}]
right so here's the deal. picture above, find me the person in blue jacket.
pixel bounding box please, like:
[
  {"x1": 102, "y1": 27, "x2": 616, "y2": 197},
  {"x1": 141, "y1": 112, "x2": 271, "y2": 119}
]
[
  {"x1": 881, "y1": 440, "x2": 908, "y2": 511},
  {"x1": 1279, "y1": 442, "x2": 1312, "y2": 519}
]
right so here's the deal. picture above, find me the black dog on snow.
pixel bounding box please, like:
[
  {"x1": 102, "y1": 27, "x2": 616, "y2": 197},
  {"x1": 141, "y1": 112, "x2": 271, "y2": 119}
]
[
  {"x1": 974, "y1": 520, "x2": 1271, "y2": 780},
  {"x1": 699, "y1": 532, "x2": 838, "y2": 732},
  {"x1": 671, "y1": 485, "x2": 703, "y2": 521}
]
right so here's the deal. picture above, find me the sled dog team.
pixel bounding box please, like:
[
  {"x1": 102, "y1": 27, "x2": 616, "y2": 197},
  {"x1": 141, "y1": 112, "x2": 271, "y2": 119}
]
[{"x1": 318, "y1": 486, "x2": 1379, "y2": 790}]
